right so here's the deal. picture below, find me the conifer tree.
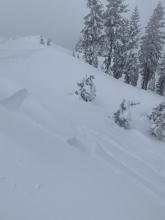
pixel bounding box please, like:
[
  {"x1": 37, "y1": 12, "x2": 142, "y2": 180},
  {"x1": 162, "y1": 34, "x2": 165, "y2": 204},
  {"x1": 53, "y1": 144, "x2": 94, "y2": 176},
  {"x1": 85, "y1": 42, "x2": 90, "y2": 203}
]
[
  {"x1": 149, "y1": 102, "x2": 165, "y2": 140},
  {"x1": 103, "y1": 0, "x2": 128, "y2": 75},
  {"x1": 139, "y1": 2, "x2": 165, "y2": 90},
  {"x1": 148, "y1": 75, "x2": 156, "y2": 91},
  {"x1": 40, "y1": 36, "x2": 45, "y2": 45},
  {"x1": 75, "y1": 75, "x2": 96, "y2": 102},
  {"x1": 47, "y1": 38, "x2": 51, "y2": 46},
  {"x1": 156, "y1": 54, "x2": 165, "y2": 96},
  {"x1": 112, "y1": 18, "x2": 130, "y2": 79},
  {"x1": 77, "y1": 0, "x2": 104, "y2": 68},
  {"x1": 124, "y1": 7, "x2": 140, "y2": 86},
  {"x1": 113, "y1": 99, "x2": 131, "y2": 129},
  {"x1": 113, "y1": 99, "x2": 140, "y2": 129}
]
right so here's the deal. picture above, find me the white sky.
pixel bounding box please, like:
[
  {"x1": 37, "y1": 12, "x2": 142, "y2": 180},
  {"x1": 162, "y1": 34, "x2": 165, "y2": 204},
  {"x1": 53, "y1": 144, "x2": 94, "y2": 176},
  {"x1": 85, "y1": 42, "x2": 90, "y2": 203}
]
[{"x1": 0, "y1": 0, "x2": 164, "y2": 49}]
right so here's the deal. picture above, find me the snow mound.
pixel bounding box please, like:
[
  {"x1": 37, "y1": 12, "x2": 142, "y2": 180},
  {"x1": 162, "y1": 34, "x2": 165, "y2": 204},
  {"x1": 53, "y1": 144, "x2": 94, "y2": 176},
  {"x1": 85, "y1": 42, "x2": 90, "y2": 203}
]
[{"x1": 0, "y1": 88, "x2": 30, "y2": 110}]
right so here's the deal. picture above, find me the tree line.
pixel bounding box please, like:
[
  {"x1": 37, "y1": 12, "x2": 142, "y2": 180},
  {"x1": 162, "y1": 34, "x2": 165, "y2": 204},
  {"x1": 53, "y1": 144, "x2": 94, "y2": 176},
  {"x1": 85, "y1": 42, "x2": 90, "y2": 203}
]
[{"x1": 75, "y1": 0, "x2": 165, "y2": 95}]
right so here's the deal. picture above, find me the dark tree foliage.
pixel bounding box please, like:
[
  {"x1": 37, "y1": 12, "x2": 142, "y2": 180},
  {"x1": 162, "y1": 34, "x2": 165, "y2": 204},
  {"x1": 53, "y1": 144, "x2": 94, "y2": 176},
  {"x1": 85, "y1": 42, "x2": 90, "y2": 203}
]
[
  {"x1": 156, "y1": 54, "x2": 165, "y2": 96},
  {"x1": 103, "y1": 0, "x2": 128, "y2": 75},
  {"x1": 76, "y1": 75, "x2": 96, "y2": 102},
  {"x1": 149, "y1": 102, "x2": 165, "y2": 140},
  {"x1": 124, "y1": 7, "x2": 140, "y2": 86},
  {"x1": 139, "y1": 2, "x2": 165, "y2": 90},
  {"x1": 77, "y1": 0, "x2": 104, "y2": 68}
]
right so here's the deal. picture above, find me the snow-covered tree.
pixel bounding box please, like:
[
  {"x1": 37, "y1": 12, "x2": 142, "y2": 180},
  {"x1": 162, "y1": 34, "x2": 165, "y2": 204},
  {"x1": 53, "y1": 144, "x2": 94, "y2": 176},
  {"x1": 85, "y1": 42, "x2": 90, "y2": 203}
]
[
  {"x1": 113, "y1": 99, "x2": 131, "y2": 129},
  {"x1": 112, "y1": 18, "x2": 130, "y2": 79},
  {"x1": 148, "y1": 75, "x2": 156, "y2": 91},
  {"x1": 75, "y1": 75, "x2": 96, "y2": 102},
  {"x1": 103, "y1": 0, "x2": 128, "y2": 75},
  {"x1": 124, "y1": 7, "x2": 140, "y2": 86},
  {"x1": 156, "y1": 54, "x2": 165, "y2": 96},
  {"x1": 77, "y1": 0, "x2": 104, "y2": 68},
  {"x1": 40, "y1": 36, "x2": 45, "y2": 45},
  {"x1": 149, "y1": 102, "x2": 165, "y2": 140},
  {"x1": 47, "y1": 38, "x2": 51, "y2": 46},
  {"x1": 139, "y1": 2, "x2": 165, "y2": 90},
  {"x1": 75, "y1": 38, "x2": 82, "y2": 54},
  {"x1": 113, "y1": 100, "x2": 140, "y2": 129},
  {"x1": 72, "y1": 50, "x2": 76, "y2": 57}
]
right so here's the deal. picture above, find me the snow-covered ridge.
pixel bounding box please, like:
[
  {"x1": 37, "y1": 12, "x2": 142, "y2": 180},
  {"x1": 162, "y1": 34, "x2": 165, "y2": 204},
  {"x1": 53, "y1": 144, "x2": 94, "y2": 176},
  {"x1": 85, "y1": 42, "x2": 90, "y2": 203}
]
[{"x1": 0, "y1": 36, "x2": 165, "y2": 220}]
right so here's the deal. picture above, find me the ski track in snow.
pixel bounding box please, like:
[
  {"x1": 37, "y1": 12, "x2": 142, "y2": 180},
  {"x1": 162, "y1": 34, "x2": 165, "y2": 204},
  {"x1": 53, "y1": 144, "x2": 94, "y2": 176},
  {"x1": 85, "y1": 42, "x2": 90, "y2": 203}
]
[
  {"x1": 20, "y1": 97, "x2": 165, "y2": 203},
  {"x1": 4, "y1": 93, "x2": 165, "y2": 204},
  {"x1": 21, "y1": 103, "x2": 165, "y2": 203},
  {"x1": 67, "y1": 126, "x2": 165, "y2": 203}
]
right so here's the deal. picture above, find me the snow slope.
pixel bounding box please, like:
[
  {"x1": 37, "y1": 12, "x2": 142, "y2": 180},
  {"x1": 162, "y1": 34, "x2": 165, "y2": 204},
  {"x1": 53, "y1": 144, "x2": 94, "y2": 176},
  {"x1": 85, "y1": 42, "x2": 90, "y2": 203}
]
[{"x1": 0, "y1": 36, "x2": 165, "y2": 220}]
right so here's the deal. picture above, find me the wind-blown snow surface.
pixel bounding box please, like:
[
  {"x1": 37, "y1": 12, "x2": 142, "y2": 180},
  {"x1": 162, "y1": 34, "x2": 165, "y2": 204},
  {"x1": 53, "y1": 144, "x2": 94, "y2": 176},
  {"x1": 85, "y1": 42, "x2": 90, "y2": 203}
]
[{"x1": 0, "y1": 36, "x2": 165, "y2": 220}]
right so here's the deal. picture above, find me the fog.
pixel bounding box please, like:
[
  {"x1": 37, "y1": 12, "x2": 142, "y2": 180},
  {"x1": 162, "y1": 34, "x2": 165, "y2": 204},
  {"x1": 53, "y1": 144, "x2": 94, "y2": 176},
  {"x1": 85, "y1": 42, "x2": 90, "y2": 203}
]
[{"x1": 0, "y1": 0, "x2": 164, "y2": 49}]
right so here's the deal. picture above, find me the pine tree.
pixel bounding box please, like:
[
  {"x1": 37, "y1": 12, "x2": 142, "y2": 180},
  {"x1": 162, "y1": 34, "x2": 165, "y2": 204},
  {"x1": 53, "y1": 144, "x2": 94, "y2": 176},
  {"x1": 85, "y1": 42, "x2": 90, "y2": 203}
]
[
  {"x1": 112, "y1": 18, "x2": 130, "y2": 79},
  {"x1": 75, "y1": 75, "x2": 96, "y2": 102},
  {"x1": 124, "y1": 7, "x2": 140, "y2": 86},
  {"x1": 47, "y1": 38, "x2": 51, "y2": 46},
  {"x1": 40, "y1": 36, "x2": 45, "y2": 45},
  {"x1": 156, "y1": 54, "x2": 165, "y2": 96},
  {"x1": 77, "y1": 0, "x2": 104, "y2": 68},
  {"x1": 103, "y1": 0, "x2": 128, "y2": 75},
  {"x1": 113, "y1": 99, "x2": 131, "y2": 129},
  {"x1": 149, "y1": 102, "x2": 165, "y2": 140},
  {"x1": 72, "y1": 50, "x2": 76, "y2": 57},
  {"x1": 148, "y1": 75, "x2": 156, "y2": 91},
  {"x1": 139, "y1": 2, "x2": 165, "y2": 90}
]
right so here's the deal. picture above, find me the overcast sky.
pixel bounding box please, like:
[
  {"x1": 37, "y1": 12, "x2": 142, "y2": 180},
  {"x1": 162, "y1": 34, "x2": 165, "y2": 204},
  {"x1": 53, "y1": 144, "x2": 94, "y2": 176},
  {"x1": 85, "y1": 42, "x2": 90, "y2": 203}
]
[{"x1": 0, "y1": 0, "x2": 164, "y2": 49}]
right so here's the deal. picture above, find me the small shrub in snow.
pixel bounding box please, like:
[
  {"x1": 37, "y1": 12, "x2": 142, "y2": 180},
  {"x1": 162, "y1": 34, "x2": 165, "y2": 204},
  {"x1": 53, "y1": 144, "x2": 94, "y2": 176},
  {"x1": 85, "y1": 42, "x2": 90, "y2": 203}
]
[
  {"x1": 113, "y1": 100, "x2": 131, "y2": 129},
  {"x1": 75, "y1": 75, "x2": 96, "y2": 102},
  {"x1": 47, "y1": 38, "x2": 51, "y2": 46},
  {"x1": 113, "y1": 100, "x2": 139, "y2": 129},
  {"x1": 129, "y1": 101, "x2": 141, "y2": 107},
  {"x1": 40, "y1": 36, "x2": 45, "y2": 45},
  {"x1": 149, "y1": 102, "x2": 165, "y2": 140}
]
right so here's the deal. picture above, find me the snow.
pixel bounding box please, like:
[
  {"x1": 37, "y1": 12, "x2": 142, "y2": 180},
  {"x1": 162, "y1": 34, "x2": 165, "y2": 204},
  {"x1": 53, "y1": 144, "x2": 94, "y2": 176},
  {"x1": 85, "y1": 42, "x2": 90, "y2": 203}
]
[
  {"x1": 0, "y1": 36, "x2": 165, "y2": 220},
  {"x1": 0, "y1": 88, "x2": 30, "y2": 110}
]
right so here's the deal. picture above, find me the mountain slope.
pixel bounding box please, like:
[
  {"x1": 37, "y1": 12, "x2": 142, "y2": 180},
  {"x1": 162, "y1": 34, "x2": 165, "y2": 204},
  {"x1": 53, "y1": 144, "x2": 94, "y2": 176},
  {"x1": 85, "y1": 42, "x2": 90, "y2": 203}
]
[{"x1": 0, "y1": 36, "x2": 165, "y2": 220}]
